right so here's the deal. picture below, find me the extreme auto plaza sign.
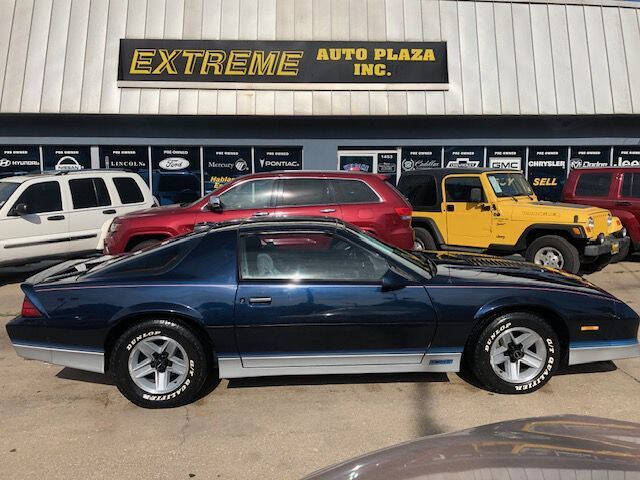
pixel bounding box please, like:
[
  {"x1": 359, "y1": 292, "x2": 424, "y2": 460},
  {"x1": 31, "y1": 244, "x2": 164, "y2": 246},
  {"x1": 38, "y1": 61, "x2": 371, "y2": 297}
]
[{"x1": 118, "y1": 40, "x2": 448, "y2": 90}]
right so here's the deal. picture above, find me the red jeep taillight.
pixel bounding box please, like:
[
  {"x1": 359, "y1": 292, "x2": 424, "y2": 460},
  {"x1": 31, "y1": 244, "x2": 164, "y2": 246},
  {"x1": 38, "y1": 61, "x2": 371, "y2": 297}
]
[
  {"x1": 394, "y1": 206, "x2": 412, "y2": 221},
  {"x1": 21, "y1": 297, "x2": 42, "y2": 318}
]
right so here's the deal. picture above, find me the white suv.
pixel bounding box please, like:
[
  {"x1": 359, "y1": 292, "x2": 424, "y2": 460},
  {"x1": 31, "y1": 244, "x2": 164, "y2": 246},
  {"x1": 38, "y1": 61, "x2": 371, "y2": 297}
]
[{"x1": 0, "y1": 170, "x2": 154, "y2": 266}]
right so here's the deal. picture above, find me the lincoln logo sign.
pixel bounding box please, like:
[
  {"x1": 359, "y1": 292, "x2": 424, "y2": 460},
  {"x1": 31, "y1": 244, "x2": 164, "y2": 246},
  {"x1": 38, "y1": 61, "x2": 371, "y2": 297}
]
[{"x1": 118, "y1": 39, "x2": 448, "y2": 91}]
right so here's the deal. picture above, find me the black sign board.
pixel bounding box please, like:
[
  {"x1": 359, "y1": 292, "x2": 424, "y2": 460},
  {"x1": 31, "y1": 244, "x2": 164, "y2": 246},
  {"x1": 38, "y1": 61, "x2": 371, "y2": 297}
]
[
  {"x1": 42, "y1": 146, "x2": 91, "y2": 172},
  {"x1": 254, "y1": 147, "x2": 302, "y2": 173},
  {"x1": 151, "y1": 147, "x2": 202, "y2": 205},
  {"x1": 527, "y1": 147, "x2": 568, "y2": 202},
  {"x1": 569, "y1": 147, "x2": 611, "y2": 169},
  {"x1": 0, "y1": 146, "x2": 40, "y2": 178},
  {"x1": 401, "y1": 147, "x2": 442, "y2": 171},
  {"x1": 339, "y1": 155, "x2": 374, "y2": 173},
  {"x1": 203, "y1": 147, "x2": 252, "y2": 192},
  {"x1": 377, "y1": 152, "x2": 398, "y2": 184},
  {"x1": 443, "y1": 147, "x2": 484, "y2": 168},
  {"x1": 486, "y1": 147, "x2": 525, "y2": 171},
  {"x1": 118, "y1": 40, "x2": 448, "y2": 89},
  {"x1": 100, "y1": 146, "x2": 150, "y2": 184},
  {"x1": 613, "y1": 147, "x2": 640, "y2": 167}
]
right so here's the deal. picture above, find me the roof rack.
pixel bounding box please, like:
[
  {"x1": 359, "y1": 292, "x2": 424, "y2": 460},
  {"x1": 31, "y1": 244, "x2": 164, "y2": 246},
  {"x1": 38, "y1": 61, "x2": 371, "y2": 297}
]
[{"x1": 50, "y1": 169, "x2": 127, "y2": 175}]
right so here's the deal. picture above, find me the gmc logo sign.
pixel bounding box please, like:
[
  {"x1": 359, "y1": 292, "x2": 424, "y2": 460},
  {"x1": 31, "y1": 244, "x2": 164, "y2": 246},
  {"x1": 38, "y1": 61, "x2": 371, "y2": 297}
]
[{"x1": 489, "y1": 158, "x2": 521, "y2": 169}]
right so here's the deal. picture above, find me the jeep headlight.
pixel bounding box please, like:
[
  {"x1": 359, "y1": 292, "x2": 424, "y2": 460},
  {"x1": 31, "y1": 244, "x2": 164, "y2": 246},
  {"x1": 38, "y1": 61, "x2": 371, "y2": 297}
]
[
  {"x1": 607, "y1": 213, "x2": 612, "y2": 226},
  {"x1": 588, "y1": 216, "x2": 594, "y2": 229},
  {"x1": 108, "y1": 220, "x2": 120, "y2": 233}
]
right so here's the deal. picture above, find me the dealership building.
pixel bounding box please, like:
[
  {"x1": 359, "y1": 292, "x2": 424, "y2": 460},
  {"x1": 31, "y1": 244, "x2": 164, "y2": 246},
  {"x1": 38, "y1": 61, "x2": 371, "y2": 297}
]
[{"x1": 1, "y1": 0, "x2": 640, "y2": 202}]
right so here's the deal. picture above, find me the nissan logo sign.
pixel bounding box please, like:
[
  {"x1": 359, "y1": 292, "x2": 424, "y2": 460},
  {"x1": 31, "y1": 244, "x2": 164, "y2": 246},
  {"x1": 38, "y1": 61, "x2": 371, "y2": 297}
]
[{"x1": 159, "y1": 157, "x2": 190, "y2": 170}]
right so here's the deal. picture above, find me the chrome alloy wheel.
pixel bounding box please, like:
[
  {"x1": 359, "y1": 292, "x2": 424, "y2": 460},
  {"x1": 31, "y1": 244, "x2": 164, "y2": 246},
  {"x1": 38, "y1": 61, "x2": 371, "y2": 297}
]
[
  {"x1": 128, "y1": 336, "x2": 189, "y2": 394},
  {"x1": 533, "y1": 246, "x2": 564, "y2": 269},
  {"x1": 489, "y1": 327, "x2": 547, "y2": 384},
  {"x1": 413, "y1": 239, "x2": 425, "y2": 250}
]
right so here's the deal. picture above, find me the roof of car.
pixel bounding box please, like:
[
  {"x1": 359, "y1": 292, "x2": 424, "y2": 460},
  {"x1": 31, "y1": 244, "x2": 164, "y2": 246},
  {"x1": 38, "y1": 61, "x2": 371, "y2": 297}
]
[
  {"x1": 0, "y1": 169, "x2": 133, "y2": 183},
  {"x1": 228, "y1": 170, "x2": 388, "y2": 180},
  {"x1": 194, "y1": 215, "x2": 347, "y2": 233}
]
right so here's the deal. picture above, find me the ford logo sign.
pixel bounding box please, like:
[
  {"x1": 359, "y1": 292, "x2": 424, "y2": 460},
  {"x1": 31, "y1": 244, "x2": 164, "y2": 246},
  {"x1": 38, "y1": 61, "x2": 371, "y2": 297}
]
[{"x1": 159, "y1": 157, "x2": 189, "y2": 170}]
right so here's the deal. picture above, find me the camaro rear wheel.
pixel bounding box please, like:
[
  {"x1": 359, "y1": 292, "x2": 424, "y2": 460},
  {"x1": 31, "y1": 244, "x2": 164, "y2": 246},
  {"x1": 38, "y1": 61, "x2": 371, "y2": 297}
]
[
  {"x1": 470, "y1": 313, "x2": 560, "y2": 394},
  {"x1": 525, "y1": 235, "x2": 580, "y2": 273},
  {"x1": 110, "y1": 319, "x2": 208, "y2": 408},
  {"x1": 413, "y1": 228, "x2": 436, "y2": 251}
]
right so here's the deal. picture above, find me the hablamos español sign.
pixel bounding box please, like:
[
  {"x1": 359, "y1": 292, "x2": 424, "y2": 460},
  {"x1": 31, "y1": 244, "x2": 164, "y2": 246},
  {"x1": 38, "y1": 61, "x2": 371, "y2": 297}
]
[{"x1": 117, "y1": 40, "x2": 448, "y2": 91}]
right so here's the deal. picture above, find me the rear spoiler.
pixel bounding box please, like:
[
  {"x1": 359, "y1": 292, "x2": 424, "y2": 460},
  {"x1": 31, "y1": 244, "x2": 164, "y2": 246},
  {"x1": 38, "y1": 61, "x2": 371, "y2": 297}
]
[{"x1": 23, "y1": 255, "x2": 114, "y2": 286}]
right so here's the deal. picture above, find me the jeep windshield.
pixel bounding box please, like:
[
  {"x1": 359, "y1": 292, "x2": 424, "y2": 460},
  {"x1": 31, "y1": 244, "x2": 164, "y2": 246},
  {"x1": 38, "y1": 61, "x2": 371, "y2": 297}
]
[
  {"x1": 0, "y1": 181, "x2": 19, "y2": 208},
  {"x1": 487, "y1": 172, "x2": 534, "y2": 198}
]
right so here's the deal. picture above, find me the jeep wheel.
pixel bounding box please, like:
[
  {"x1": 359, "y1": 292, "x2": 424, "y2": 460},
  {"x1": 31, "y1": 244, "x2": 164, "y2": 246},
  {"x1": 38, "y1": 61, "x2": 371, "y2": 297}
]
[
  {"x1": 413, "y1": 228, "x2": 436, "y2": 251},
  {"x1": 525, "y1": 235, "x2": 580, "y2": 273},
  {"x1": 470, "y1": 312, "x2": 560, "y2": 394},
  {"x1": 110, "y1": 319, "x2": 209, "y2": 408}
]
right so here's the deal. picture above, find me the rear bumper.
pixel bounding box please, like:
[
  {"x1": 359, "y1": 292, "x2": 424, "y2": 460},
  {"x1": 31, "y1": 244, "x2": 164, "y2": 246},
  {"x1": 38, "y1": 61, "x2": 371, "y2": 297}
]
[
  {"x1": 568, "y1": 339, "x2": 640, "y2": 365},
  {"x1": 583, "y1": 235, "x2": 630, "y2": 257}
]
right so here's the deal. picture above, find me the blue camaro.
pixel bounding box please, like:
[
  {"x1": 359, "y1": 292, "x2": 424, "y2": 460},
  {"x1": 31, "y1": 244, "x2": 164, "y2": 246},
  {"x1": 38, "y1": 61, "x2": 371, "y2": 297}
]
[{"x1": 6, "y1": 217, "x2": 640, "y2": 408}]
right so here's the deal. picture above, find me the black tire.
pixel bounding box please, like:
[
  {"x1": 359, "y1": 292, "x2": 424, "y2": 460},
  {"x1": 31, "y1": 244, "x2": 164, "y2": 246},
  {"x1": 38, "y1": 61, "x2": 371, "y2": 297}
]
[
  {"x1": 470, "y1": 312, "x2": 560, "y2": 394},
  {"x1": 129, "y1": 238, "x2": 162, "y2": 252},
  {"x1": 110, "y1": 319, "x2": 209, "y2": 408},
  {"x1": 413, "y1": 227, "x2": 436, "y2": 251},
  {"x1": 524, "y1": 235, "x2": 580, "y2": 273}
]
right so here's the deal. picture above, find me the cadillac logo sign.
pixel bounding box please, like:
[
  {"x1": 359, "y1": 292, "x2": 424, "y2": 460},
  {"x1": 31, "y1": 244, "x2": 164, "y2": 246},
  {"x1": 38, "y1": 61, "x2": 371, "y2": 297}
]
[{"x1": 118, "y1": 39, "x2": 448, "y2": 91}]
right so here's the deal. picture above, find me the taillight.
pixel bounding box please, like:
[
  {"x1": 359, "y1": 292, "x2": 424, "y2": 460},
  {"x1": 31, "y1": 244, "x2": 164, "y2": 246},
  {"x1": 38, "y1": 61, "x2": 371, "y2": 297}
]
[
  {"x1": 21, "y1": 297, "x2": 42, "y2": 318},
  {"x1": 394, "y1": 206, "x2": 412, "y2": 221}
]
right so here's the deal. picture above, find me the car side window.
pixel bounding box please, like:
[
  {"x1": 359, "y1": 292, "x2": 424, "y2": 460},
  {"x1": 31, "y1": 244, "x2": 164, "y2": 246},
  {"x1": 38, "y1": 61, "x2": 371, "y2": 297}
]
[
  {"x1": 575, "y1": 173, "x2": 612, "y2": 197},
  {"x1": 332, "y1": 179, "x2": 379, "y2": 204},
  {"x1": 239, "y1": 231, "x2": 388, "y2": 282},
  {"x1": 219, "y1": 179, "x2": 275, "y2": 210},
  {"x1": 397, "y1": 175, "x2": 436, "y2": 208},
  {"x1": 113, "y1": 177, "x2": 145, "y2": 204},
  {"x1": 444, "y1": 177, "x2": 484, "y2": 202},
  {"x1": 621, "y1": 173, "x2": 640, "y2": 198},
  {"x1": 279, "y1": 178, "x2": 333, "y2": 206},
  {"x1": 69, "y1": 178, "x2": 111, "y2": 209},
  {"x1": 11, "y1": 181, "x2": 62, "y2": 214}
]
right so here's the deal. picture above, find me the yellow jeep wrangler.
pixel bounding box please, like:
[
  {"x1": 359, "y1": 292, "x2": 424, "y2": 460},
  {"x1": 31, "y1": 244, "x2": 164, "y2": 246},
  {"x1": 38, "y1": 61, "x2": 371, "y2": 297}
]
[{"x1": 397, "y1": 168, "x2": 630, "y2": 273}]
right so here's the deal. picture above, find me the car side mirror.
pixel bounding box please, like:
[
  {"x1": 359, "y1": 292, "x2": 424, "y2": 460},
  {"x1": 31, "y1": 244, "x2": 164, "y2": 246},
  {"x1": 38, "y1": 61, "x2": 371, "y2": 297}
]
[
  {"x1": 469, "y1": 187, "x2": 483, "y2": 203},
  {"x1": 9, "y1": 203, "x2": 29, "y2": 216},
  {"x1": 381, "y1": 268, "x2": 410, "y2": 292},
  {"x1": 208, "y1": 195, "x2": 222, "y2": 211}
]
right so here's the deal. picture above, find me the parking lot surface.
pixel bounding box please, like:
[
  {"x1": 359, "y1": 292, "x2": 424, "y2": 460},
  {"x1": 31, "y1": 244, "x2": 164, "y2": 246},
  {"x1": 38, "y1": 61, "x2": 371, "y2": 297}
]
[{"x1": 1, "y1": 259, "x2": 640, "y2": 480}]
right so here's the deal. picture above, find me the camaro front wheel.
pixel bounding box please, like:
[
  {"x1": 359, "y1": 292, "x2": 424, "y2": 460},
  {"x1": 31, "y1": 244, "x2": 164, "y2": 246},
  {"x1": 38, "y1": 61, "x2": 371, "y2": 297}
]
[
  {"x1": 470, "y1": 313, "x2": 560, "y2": 394},
  {"x1": 110, "y1": 319, "x2": 209, "y2": 408}
]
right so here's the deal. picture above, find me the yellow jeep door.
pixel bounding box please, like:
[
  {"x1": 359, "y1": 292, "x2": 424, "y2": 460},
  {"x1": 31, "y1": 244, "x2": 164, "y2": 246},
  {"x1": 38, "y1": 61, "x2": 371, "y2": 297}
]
[{"x1": 443, "y1": 175, "x2": 492, "y2": 248}]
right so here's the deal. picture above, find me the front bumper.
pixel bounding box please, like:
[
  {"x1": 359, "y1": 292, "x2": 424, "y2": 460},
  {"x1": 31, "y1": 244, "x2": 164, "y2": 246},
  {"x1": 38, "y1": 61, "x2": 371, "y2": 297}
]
[{"x1": 583, "y1": 235, "x2": 630, "y2": 257}]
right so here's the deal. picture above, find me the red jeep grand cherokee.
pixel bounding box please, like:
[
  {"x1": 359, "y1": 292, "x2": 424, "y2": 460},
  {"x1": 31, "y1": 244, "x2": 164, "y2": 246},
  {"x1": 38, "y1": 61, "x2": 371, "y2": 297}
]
[
  {"x1": 562, "y1": 166, "x2": 639, "y2": 258},
  {"x1": 105, "y1": 171, "x2": 414, "y2": 254}
]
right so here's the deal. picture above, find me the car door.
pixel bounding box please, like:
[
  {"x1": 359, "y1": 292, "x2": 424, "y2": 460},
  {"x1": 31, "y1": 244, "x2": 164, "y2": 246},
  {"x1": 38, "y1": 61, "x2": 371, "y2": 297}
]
[
  {"x1": 443, "y1": 175, "x2": 492, "y2": 247},
  {"x1": 234, "y1": 227, "x2": 437, "y2": 368},
  {"x1": 67, "y1": 176, "x2": 115, "y2": 252},
  {"x1": 274, "y1": 177, "x2": 342, "y2": 220},
  {"x1": 0, "y1": 180, "x2": 70, "y2": 261},
  {"x1": 619, "y1": 172, "x2": 640, "y2": 239},
  {"x1": 197, "y1": 178, "x2": 276, "y2": 222}
]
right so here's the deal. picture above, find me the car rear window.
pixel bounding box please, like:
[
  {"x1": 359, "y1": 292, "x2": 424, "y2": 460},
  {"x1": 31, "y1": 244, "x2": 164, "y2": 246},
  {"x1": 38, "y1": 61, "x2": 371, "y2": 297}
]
[
  {"x1": 331, "y1": 179, "x2": 379, "y2": 203},
  {"x1": 575, "y1": 172, "x2": 612, "y2": 197},
  {"x1": 397, "y1": 175, "x2": 437, "y2": 208},
  {"x1": 69, "y1": 177, "x2": 111, "y2": 209},
  {"x1": 113, "y1": 177, "x2": 144, "y2": 204},
  {"x1": 621, "y1": 172, "x2": 640, "y2": 198}
]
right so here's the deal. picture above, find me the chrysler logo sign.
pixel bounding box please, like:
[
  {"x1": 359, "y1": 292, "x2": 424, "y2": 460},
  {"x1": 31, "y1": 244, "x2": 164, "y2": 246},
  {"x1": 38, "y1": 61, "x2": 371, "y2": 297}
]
[{"x1": 159, "y1": 157, "x2": 190, "y2": 170}]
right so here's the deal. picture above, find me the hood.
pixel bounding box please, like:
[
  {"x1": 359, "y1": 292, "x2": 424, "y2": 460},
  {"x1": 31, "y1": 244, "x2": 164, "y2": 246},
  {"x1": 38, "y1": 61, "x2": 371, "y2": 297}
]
[
  {"x1": 118, "y1": 203, "x2": 190, "y2": 220},
  {"x1": 506, "y1": 199, "x2": 609, "y2": 224},
  {"x1": 304, "y1": 415, "x2": 640, "y2": 479},
  {"x1": 421, "y1": 251, "x2": 612, "y2": 297}
]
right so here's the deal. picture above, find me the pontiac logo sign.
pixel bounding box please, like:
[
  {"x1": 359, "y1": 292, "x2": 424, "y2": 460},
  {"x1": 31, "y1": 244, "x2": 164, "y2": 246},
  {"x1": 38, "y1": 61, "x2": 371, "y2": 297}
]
[{"x1": 118, "y1": 39, "x2": 448, "y2": 91}]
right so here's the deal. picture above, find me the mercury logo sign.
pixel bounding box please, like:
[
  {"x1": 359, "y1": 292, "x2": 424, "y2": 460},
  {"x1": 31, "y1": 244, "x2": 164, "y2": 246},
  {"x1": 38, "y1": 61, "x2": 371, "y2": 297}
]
[
  {"x1": 159, "y1": 157, "x2": 189, "y2": 170},
  {"x1": 235, "y1": 159, "x2": 249, "y2": 171}
]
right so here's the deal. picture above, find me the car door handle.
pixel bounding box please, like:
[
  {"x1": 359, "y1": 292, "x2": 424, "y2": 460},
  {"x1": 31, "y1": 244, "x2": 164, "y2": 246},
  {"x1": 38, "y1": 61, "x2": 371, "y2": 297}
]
[
  {"x1": 249, "y1": 297, "x2": 272, "y2": 304},
  {"x1": 320, "y1": 208, "x2": 336, "y2": 213},
  {"x1": 103, "y1": 209, "x2": 117, "y2": 214},
  {"x1": 47, "y1": 215, "x2": 65, "y2": 221},
  {"x1": 616, "y1": 201, "x2": 632, "y2": 207},
  {"x1": 446, "y1": 205, "x2": 454, "y2": 212},
  {"x1": 252, "y1": 212, "x2": 269, "y2": 217}
]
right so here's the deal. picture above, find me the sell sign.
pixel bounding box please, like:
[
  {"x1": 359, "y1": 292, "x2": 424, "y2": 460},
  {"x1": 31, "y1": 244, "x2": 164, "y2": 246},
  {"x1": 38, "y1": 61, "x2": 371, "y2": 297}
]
[
  {"x1": 118, "y1": 40, "x2": 448, "y2": 91},
  {"x1": 527, "y1": 148, "x2": 568, "y2": 202}
]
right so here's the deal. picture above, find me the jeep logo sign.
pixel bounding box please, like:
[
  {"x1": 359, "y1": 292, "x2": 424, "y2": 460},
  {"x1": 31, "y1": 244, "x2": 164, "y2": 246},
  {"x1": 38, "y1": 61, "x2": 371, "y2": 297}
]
[{"x1": 159, "y1": 157, "x2": 190, "y2": 170}]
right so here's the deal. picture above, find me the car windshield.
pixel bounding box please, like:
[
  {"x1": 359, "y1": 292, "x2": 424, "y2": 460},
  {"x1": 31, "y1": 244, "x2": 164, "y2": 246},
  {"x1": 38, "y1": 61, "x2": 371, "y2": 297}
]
[
  {"x1": 0, "y1": 181, "x2": 19, "y2": 208},
  {"x1": 350, "y1": 226, "x2": 436, "y2": 277},
  {"x1": 486, "y1": 172, "x2": 534, "y2": 197}
]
